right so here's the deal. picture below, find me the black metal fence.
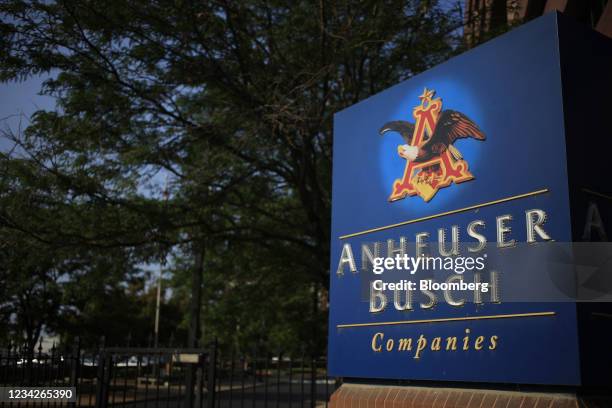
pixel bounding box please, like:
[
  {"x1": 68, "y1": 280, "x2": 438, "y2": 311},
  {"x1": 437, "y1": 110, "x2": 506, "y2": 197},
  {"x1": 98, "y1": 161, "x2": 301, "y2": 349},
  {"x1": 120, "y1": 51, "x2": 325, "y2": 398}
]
[{"x1": 0, "y1": 340, "x2": 340, "y2": 408}]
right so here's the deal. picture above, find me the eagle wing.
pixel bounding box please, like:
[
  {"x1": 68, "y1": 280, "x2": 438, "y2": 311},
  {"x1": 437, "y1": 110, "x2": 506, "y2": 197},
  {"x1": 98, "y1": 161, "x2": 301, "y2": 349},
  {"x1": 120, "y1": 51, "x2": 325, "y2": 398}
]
[
  {"x1": 426, "y1": 110, "x2": 485, "y2": 154},
  {"x1": 379, "y1": 120, "x2": 416, "y2": 145},
  {"x1": 427, "y1": 109, "x2": 485, "y2": 153}
]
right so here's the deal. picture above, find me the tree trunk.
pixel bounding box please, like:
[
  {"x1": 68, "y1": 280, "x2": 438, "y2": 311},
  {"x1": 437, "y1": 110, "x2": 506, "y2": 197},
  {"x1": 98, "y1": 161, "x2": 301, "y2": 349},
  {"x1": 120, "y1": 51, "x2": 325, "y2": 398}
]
[{"x1": 188, "y1": 242, "x2": 204, "y2": 347}]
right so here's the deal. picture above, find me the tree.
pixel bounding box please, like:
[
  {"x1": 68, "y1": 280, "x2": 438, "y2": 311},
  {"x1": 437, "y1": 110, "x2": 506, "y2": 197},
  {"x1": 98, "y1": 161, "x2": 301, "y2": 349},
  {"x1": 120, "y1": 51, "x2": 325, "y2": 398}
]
[
  {"x1": 0, "y1": 235, "x2": 62, "y2": 352},
  {"x1": 0, "y1": 0, "x2": 464, "y2": 353},
  {"x1": 0, "y1": 151, "x2": 162, "y2": 349}
]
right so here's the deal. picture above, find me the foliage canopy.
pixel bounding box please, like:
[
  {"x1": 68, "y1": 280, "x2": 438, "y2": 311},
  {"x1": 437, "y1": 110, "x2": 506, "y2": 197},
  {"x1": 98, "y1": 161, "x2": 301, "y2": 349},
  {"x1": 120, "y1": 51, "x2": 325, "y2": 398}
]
[{"x1": 0, "y1": 0, "x2": 465, "y2": 353}]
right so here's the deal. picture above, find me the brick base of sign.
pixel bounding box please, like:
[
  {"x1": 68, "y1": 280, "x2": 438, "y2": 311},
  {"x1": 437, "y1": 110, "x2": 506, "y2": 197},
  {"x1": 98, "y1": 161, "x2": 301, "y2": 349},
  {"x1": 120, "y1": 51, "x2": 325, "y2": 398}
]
[{"x1": 328, "y1": 383, "x2": 611, "y2": 408}]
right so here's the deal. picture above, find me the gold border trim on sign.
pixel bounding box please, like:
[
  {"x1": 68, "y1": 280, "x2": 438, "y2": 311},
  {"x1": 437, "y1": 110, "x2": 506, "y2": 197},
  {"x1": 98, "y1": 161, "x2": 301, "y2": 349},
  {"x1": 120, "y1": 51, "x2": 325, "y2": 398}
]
[
  {"x1": 582, "y1": 188, "x2": 612, "y2": 201},
  {"x1": 338, "y1": 188, "x2": 550, "y2": 240},
  {"x1": 336, "y1": 311, "x2": 556, "y2": 329}
]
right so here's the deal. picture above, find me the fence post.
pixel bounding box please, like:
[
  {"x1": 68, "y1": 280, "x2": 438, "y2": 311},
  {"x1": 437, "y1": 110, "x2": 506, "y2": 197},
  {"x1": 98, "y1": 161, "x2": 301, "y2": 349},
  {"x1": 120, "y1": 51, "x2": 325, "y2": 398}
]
[
  {"x1": 310, "y1": 356, "x2": 316, "y2": 408},
  {"x1": 69, "y1": 337, "x2": 80, "y2": 408},
  {"x1": 94, "y1": 337, "x2": 107, "y2": 408},
  {"x1": 196, "y1": 353, "x2": 205, "y2": 408},
  {"x1": 102, "y1": 352, "x2": 112, "y2": 408},
  {"x1": 36, "y1": 338, "x2": 43, "y2": 386},
  {"x1": 206, "y1": 339, "x2": 218, "y2": 408},
  {"x1": 186, "y1": 366, "x2": 194, "y2": 408},
  {"x1": 25, "y1": 341, "x2": 33, "y2": 385}
]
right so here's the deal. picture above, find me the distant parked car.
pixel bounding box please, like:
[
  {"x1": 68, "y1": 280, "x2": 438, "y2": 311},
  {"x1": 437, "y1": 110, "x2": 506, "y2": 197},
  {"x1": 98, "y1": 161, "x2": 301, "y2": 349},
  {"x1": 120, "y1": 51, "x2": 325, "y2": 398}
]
[{"x1": 82, "y1": 357, "x2": 98, "y2": 367}]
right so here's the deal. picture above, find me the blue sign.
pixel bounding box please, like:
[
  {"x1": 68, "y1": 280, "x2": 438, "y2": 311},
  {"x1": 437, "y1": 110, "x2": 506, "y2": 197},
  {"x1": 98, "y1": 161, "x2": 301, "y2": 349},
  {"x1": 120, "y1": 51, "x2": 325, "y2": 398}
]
[{"x1": 327, "y1": 13, "x2": 611, "y2": 385}]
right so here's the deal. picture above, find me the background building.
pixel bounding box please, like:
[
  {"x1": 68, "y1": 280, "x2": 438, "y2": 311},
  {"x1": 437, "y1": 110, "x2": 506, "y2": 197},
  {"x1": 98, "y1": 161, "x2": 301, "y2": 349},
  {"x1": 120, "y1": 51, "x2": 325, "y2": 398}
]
[{"x1": 465, "y1": 0, "x2": 612, "y2": 45}]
